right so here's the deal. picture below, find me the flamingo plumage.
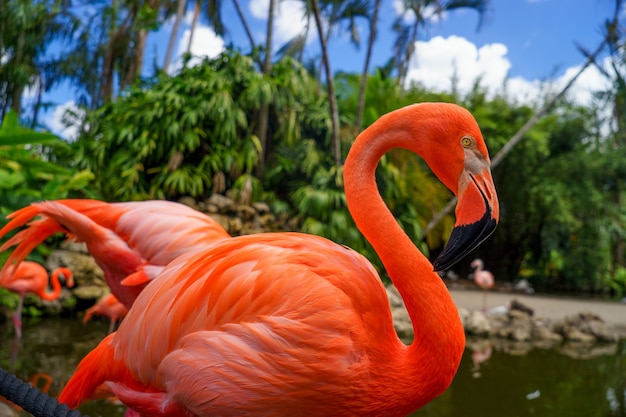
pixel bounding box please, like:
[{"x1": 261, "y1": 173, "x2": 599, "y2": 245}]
[
  {"x1": 0, "y1": 261, "x2": 74, "y2": 338},
  {"x1": 470, "y1": 258, "x2": 494, "y2": 311},
  {"x1": 83, "y1": 293, "x2": 129, "y2": 334},
  {"x1": 58, "y1": 102, "x2": 499, "y2": 417},
  {"x1": 0, "y1": 199, "x2": 230, "y2": 308}
]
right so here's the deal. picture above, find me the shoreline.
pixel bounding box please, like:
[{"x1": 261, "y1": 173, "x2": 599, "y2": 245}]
[{"x1": 449, "y1": 287, "x2": 626, "y2": 336}]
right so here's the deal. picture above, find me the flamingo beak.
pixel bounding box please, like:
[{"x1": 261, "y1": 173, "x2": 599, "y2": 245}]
[{"x1": 432, "y1": 168, "x2": 499, "y2": 272}]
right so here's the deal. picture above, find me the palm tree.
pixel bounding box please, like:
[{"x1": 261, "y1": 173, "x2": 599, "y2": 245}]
[
  {"x1": 163, "y1": 0, "x2": 187, "y2": 73},
  {"x1": 255, "y1": 0, "x2": 276, "y2": 176},
  {"x1": 354, "y1": 0, "x2": 381, "y2": 131},
  {"x1": 184, "y1": 0, "x2": 255, "y2": 60},
  {"x1": 393, "y1": 0, "x2": 489, "y2": 86},
  {"x1": 184, "y1": 0, "x2": 225, "y2": 54},
  {"x1": 0, "y1": 0, "x2": 78, "y2": 121},
  {"x1": 310, "y1": 0, "x2": 341, "y2": 166}
]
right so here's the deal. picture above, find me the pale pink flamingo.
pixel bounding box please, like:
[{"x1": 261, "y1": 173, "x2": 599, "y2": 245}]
[{"x1": 471, "y1": 258, "x2": 494, "y2": 311}]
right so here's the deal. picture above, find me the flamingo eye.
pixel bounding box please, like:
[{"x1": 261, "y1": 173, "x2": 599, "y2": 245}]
[{"x1": 461, "y1": 136, "x2": 474, "y2": 148}]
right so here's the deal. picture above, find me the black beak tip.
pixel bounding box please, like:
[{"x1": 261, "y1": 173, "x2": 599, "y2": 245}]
[{"x1": 432, "y1": 216, "x2": 497, "y2": 272}]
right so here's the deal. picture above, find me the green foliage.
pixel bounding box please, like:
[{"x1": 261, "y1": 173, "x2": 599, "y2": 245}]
[
  {"x1": 0, "y1": 111, "x2": 94, "y2": 262},
  {"x1": 0, "y1": 111, "x2": 94, "y2": 209},
  {"x1": 607, "y1": 268, "x2": 626, "y2": 298},
  {"x1": 75, "y1": 51, "x2": 328, "y2": 202}
]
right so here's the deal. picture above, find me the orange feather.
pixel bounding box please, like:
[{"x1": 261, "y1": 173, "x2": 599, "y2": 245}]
[{"x1": 58, "y1": 103, "x2": 499, "y2": 416}]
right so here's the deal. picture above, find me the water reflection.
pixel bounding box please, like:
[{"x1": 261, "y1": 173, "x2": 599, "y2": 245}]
[
  {"x1": 0, "y1": 317, "x2": 127, "y2": 417},
  {"x1": 0, "y1": 319, "x2": 624, "y2": 417},
  {"x1": 412, "y1": 337, "x2": 626, "y2": 417}
]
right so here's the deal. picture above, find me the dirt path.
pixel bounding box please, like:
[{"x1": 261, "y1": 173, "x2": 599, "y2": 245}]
[{"x1": 450, "y1": 288, "x2": 626, "y2": 328}]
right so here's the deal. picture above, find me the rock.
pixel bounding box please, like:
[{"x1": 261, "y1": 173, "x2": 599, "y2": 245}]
[
  {"x1": 235, "y1": 204, "x2": 256, "y2": 221},
  {"x1": 465, "y1": 310, "x2": 491, "y2": 337},
  {"x1": 46, "y1": 250, "x2": 104, "y2": 287},
  {"x1": 258, "y1": 214, "x2": 277, "y2": 229},
  {"x1": 553, "y1": 311, "x2": 618, "y2": 343},
  {"x1": 385, "y1": 285, "x2": 413, "y2": 341},
  {"x1": 206, "y1": 213, "x2": 230, "y2": 231},
  {"x1": 73, "y1": 285, "x2": 108, "y2": 301},
  {"x1": 227, "y1": 217, "x2": 243, "y2": 235},
  {"x1": 507, "y1": 310, "x2": 533, "y2": 341},
  {"x1": 177, "y1": 196, "x2": 198, "y2": 210},
  {"x1": 60, "y1": 240, "x2": 89, "y2": 254},
  {"x1": 457, "y1": 307, "x2": 471, "y2": 328},
  {"x1": 252, "y1": 202, "x2": 271, "y2": 214},
  {"x1": 532, "y1": 320, "x2": 563, "y2": 343},
  {"x1": 510, "y1": 299, "x2": 534, "y2": 316},
  {"x1": 206, "y1": 194, "x2": 235, "y2": 213}
]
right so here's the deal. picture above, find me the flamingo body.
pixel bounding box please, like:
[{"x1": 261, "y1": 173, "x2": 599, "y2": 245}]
[
  {"x1": 0, "y1": 261, "x2": 74, "y2": 338},
  {"x1": 0, "y1": 200, "x2": 229, "y2": 308},
  {"x1": 470, "y1": 258, "x2": 494, "y2": 311},
  {"x1": 83, "y1": 293, "x2": 128, "y2": 334},
  {"x1": 59, "y1": 103, "x2": 499, "y2": 416},
  {"x1": 471, "y1": 259, "x2": 494, "y2": 290}
]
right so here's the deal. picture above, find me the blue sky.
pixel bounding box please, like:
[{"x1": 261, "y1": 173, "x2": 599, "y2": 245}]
[{"x1": 44, "y1": 0, "x2": 619, "y2": 138}]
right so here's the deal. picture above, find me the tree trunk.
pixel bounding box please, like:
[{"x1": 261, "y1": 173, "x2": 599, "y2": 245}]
[
  {"x1": 254, "y1": 0, "x2": 275, "y2": 176},
  {"x1": 186, "y1": 1, "x2": 201, "y2": 54},
  {"x1": 10, "y1": 23, "x2": 26, "y2": 114},
  {"x1": 125, "y1": 28, "x2": 147, "y2": 88},
  {"x1": 311, "y1": 0, "x2": 341, "y2": 166},
  {"x1": 30, "y1": 73, "x2": 44, "y2": 129},
  {"x1": 398, "y1": 20, "x2": 418, "y2": 86},
  {"x1": 232, "y1": 0, "x2": 256, "y2": 52},
  {"x1": 354, "y1": 0, "x2": 381, "y2": 131},
  {"x1": 164, "y1": 0, "x2": 186, "y2": 72}
]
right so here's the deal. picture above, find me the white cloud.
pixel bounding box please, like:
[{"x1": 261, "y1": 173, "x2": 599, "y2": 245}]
[
  {"x1": 170, "y1": 24, "x2": 225, "y2": 73},
  {"x1": 249, "y1": 0, "x2": 312, "y2": 48},
  {"x1": 404, "y1": 35, "x2": 611, "y2": 108},
  {"x1": 45, "y1": 100, "x2": 84, "y2": 142},
  {"x1": 405, "y1": 35, "x2": 511, "y2": 94},
  {"x1": 553, "y1": 59, "x2": 611, "y2": 106}
]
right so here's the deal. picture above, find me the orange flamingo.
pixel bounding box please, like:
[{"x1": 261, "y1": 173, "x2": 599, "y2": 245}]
[
  {"x1": 470, "y1": 258, "x2": 494, "y2": 311},
  {"x1": 58, "y1": 103, "x2": 499, "y2": 416},
  {"x1": 0, "y1": 200, "x2": 229, "y2": 308},
  {"x1": 83, "y1": 293, "x2": 129, "y2": 334},
  {"x1": 0, "y1": 261, "x2": 74, "y2": 338}
]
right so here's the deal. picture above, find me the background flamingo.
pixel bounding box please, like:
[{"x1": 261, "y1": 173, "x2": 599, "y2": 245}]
[
  {"x1": 0, "y1": 261, "x2": 74, "y2": 338},
  {"x1": 58, "y1": 103, "x2": 499, "y2": 416},
  {"x1": 83, "y1": 293, "x2": 129, "y2": 334},
  {"x1": 471, "y1": 258, "x2": 495, "y2": 311},
  {"x1": 0, "y1": 199, "x2": 230, "y2": 308}
]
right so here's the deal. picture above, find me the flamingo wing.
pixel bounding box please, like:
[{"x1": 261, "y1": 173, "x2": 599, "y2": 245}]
[
  {"x1": 0, "y1": 199, "x2": 230, "y2": 306},
  {"x1": 60, "y1": 233, "x2": 396, "y2": 416}
]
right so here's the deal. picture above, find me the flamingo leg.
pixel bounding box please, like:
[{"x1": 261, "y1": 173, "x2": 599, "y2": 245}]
[
  {"x1": 13, "y1": 295, "x2": 24, "y2": 339},
  {"x1": 481, "y1": 289, "x2": 488, "y2": 312},
  {"x1": 108, "y1": 319, "x2": 116, "y2": 334}
]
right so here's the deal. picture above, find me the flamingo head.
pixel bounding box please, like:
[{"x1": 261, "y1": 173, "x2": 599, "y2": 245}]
[
  {"x1": 407, "y1": 103, "x2": 499, "y2": 271},
  {"x1": 470, "y1": 258, "x2": 483, "y2": 270}
]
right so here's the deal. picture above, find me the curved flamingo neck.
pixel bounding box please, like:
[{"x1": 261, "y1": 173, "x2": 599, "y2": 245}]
[
  {"x1": 344, "y1": 107, "x2": 465, "y2": 407},
  {"x1": 38, "y1": 268, "x2": 72, "y2": 301}
]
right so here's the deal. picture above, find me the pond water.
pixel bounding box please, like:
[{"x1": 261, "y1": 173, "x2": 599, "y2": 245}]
[{"x1": 0, "y1": 318, "x2": 624, "y2": 417}]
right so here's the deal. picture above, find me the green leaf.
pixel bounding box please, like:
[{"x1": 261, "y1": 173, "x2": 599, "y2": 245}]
[{"x1": 0, "y1": 111, "x2": 60, "y2": 146}]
